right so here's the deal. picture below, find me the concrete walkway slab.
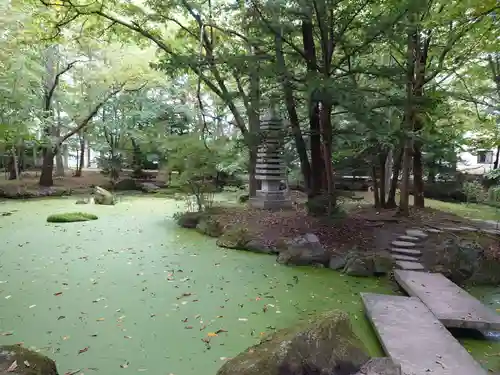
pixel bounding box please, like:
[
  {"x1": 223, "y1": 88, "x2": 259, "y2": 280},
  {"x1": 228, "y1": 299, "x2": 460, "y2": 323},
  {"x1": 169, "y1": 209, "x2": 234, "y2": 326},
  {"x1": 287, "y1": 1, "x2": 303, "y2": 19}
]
[
  {"x1": 395, "y1": 270, "x2": 500, "y2": 330},
  {"x1": 395, "y1": 261, "x2": 424, "y2": 271},
  {"x1": 361, "y1": 293, "x2": 487, "y2": 375},
  {"x1": 391, "y1": 254, "x2": 420, "y2": 262},
  {"x1": 390, "y1": 248, "x2": 421, "y2": 256}
]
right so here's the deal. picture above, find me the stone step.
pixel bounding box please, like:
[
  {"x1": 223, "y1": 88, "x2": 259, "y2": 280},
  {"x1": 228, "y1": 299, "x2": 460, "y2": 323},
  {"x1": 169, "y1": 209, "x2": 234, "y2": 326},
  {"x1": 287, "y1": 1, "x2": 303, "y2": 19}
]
[
  {"x1": 395, "y1": 270, "x2": 500, "y2": 330},
  {"x1": 425, "y1": 228, "x2": 442, "y2": 233},
  {"x1": 406, "y1": 229, "x2": 429, "y2": 239},
  {"x1": 361, "y1": 293, "x2": 488, "y2": 375},
  {"x1": 390, "y1": 248, "x2": 422, "y2": 256},
  {"x1": 395, "y1": 261, "x2": 424, "y2": 271},
  {"x1": 391, "y1": 240, "x2": 417, "y2": 248},
  {"x1": 397, "y1": 235, "x2": 421, "y2": 242},
  {"x1": 391, "y1": 254, "x2": 420, "y2": 262}
]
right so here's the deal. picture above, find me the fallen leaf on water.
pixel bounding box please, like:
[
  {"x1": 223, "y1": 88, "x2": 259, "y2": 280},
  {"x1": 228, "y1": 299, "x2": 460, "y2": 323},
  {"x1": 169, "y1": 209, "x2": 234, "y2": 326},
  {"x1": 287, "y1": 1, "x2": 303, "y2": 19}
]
[
  {"x1": 78, "y1": 347, "x2": 89, "y2": 355},
  {"x1": 6, "y1": 360, "x2": 18, "y2": 372},
  {"x1": 54, "y1": 292, "x2": 63, "y2": 296},
  {"x1": 120, "y1": 361, "x2": 129, "y2": 368},
  {"x1": 29, "y1": 305, "x2": 36, "y2": 309},
  {"x1": 238, "y1": 318, "x2": 248, "y2": 322},
  {"x1": 201, "y1": 338, "x2": 211, "y2": 343},
  {"x1": 1, "y1": 332, "x2": 13, "y2": 336},
  {"x1": 5, "y1": 295, "x2": 11, "y2": 300},
  {"x1": 124, "y1": 335, "x2": 132, "y2": 339},
  {"x1": 57, "y1": 316, "x2": 65, "y2": 320},
  {"x1": 207, "y1": 332, "x2": 218, "y2": 337},
  {"x1": 23, "y1": 360, "x2": 30, "y2": 367},
  {"x1": 62, "y1": 335, "x2": 70, "y2": 340},
  {"x1": 199, "y1": 325, "x2": 206, "y2": 331},
  {"x1": 96, "y1": 318, "x2": 105, "y2": 322},
  {"x1": 176, "y1": 292, "x2": 192, "y2": 300},
  {"x1": 215, "y1": 329, "x2": 228, "y2": 334},
  {"x1": 64, "y1": 370, "x2": 80, "y2": 375},
  {"x1": 185, "y1": 326, "x2": 193, "y2": 329}
]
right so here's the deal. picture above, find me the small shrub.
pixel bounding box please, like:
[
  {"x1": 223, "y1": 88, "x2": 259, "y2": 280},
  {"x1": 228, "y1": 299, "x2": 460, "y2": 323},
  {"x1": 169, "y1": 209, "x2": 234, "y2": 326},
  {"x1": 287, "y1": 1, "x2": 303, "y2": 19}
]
[
  {"x1": 47, "y1": 212, "x2": 98, "y2": 223},
  {"x1": 487, "y1": 186, "x2": 500, "y2": 207},
  {"x1": 174, "y1": 211, "x2": 203, "y2": 228},
  {"x1": 463, "y1": 181, "x2": 485, "y2": 204}
]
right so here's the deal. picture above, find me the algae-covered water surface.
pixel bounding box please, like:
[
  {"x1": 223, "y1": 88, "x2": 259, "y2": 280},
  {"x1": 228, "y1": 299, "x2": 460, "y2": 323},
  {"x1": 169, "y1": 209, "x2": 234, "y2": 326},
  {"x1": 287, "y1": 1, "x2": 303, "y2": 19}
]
[{"x1": 0, "y1": 197, "x2": 391, "y2": 375}]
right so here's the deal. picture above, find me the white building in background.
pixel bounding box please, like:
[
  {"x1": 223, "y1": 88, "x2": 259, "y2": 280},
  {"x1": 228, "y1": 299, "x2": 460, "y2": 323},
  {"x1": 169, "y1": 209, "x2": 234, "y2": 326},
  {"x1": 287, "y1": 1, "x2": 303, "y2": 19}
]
[{"x1": 457, "y1": 147, "x2": 498, "y2": 175}]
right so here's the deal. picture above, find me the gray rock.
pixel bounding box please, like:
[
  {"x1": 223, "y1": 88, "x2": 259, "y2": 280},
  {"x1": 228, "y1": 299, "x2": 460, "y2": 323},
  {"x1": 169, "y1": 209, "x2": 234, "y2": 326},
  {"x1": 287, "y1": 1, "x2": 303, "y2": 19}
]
[
  {"x1": 391, "y1": 254, "x2": 420, "y2": 262},
  {"x1": 405, "y1": 229, "x2": 428, "y2": 239},
  {"x1": 0, "y1": 345, "x2": 59, "y2": 374},
  {"x1": 343, "y1": 256, "x2": 374, "y2": 277},
  {"x1": 390, "y1": 248, "x2": 422, "y2": 256},
  {"x1": 277, "y1": 233, "x2": 329, "y2": 266},
  {"x1": 372, "y1": 251, "x2": 394, "y2": 274},
  {"x1": 245, "y1": 239, "x2": 277, "y2": 254},
  {"x1": 139, "y1": 182, "x2": 160, "y2": 193},
  {"x1": 329, "y1": 253, "x2": 348, "y2": 270},
  {"x1": 395, "y1": 261, "x2": 424, "y2": 271},
  {"x1": 355, "y1": 358, "x2": 401, "y2": 375},
  {"x1": 75, "y1": 198, "x2": 89, "y2": 204},
  {"x1": 94, "y1": 186, "x2": 115, "y2": 205},
  {"x1": 216, "y1": 310, "x2": 369, "y2": 375},
  {"x1": 391, "y1": 241, "x2": 416, "y2": 248}
]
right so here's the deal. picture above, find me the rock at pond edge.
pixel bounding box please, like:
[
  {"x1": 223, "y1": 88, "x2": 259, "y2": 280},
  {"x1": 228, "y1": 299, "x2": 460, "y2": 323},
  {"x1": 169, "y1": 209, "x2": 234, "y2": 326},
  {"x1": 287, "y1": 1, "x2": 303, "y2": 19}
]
[
  {"x1": 216, "y1": 310, "x2": 369, "y2": 375},
  {"x1": 0, "y1": 345, "x2": 59, "y2": 374},
  {"x1": 176, "y1": 212, "x2": 203, "y2": 229},
  {"x1": 93, "y1": 186, "x2": 115, "y2": 205},
  {"x1": 277, "y1": 233, "x2": 329, "y2": 266},
  {"x1": 196, "y1": 215, "x2": 223, "y2": 237}
]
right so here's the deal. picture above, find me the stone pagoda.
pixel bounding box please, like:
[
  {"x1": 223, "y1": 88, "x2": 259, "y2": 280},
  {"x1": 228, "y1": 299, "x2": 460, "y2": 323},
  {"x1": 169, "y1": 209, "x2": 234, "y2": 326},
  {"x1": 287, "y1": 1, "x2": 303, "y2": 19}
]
[{"x1": 249, "y1": 108, "x2": 292, "y2": 210}]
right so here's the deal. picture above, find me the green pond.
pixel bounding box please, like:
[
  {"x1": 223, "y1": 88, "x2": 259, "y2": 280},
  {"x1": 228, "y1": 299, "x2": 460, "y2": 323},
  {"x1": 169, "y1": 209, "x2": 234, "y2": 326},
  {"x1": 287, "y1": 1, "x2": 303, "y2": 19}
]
[{"x1": 0, "y1": 196, "x2": 498, "y2": 374}]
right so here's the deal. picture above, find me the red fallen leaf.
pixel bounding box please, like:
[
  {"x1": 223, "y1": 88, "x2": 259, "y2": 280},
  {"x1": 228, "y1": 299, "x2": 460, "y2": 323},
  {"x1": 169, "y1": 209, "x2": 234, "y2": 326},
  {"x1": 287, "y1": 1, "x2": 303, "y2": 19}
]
[
  {"x1": 215, "y1": 329, "x2": 228, "y2": 334},
  {"x1": 77, "y1": 347, "x2": 89, "y2": 355},
  {"x1": 54, "y1": 292, "x2": 63, "y2": 296}
]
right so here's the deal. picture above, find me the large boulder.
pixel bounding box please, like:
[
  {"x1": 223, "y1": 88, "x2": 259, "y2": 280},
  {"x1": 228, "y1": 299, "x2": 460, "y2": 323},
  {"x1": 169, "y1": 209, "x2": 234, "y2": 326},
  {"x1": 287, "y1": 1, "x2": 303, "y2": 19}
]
[
  {"x1": 93, "y1": 186, "x2": 115, "y2": 205},
  {"x1": 0, "y1": 345, "x2": 59, "y2": 374},
  {"x1": 430, "y1": 237, "x2": 500, "y2": 286},
  {"x1": 335, "y1": 250, "x2": 393, "y2": 277},
  {"x1": 217, "y1": 310, "x2": 369, "y2": 375},
  {"x1": 277, "y1": 233, "x2": 329, "y2": 266},
  {"x1": 354, "y1": 358, "x2": 401, "y2": 375},
  {"x1": 216, "y1": 227, "x2": 276, "y2": 254},
  {"x1": 139, "y1": 182, "x2": 160, "y2": 193}
]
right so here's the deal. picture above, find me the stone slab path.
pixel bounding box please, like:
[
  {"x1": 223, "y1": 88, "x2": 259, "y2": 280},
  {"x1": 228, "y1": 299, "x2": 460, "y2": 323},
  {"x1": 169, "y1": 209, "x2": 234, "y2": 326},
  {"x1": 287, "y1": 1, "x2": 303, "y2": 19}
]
[
  {"x1": 395, "y1": 261, "x2": 424, "y2": 271},
  {"x1": 395, "y1": 270, "x2": 500, "y2": 330},
  {"x1": 361, "y1": 293, "x2": 488, "y2": 375}
]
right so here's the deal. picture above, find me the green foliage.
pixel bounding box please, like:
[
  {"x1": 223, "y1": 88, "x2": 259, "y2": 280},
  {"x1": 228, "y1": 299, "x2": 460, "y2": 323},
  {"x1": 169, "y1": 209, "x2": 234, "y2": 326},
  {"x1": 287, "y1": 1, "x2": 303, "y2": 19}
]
[
  {"x1": 46, "y1": 212, "x2": 98, "y2": 223},
  {"x1": 487, "y1": 186, "x2": 500, "y2": 207},
  {"x1": 463, "y1": 181, "x2": 485, "y2": 204}
]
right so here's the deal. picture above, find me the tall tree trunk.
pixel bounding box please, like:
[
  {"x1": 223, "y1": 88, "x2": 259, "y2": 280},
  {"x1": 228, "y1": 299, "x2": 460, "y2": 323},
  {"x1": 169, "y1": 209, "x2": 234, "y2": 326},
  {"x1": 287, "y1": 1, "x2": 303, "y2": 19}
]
[
  {"x1": 372, "y1": 164, "x2": 381, "y2": 209},
  {"x1": 398, "y1": 22, "x2": 417, "y2": 216},
  {"x1": 40, "y1": 148, "x2": 54, "y2": 187},
  {"x1": 412, "y1": 144, "x2": 425, "y2": 207},
  {"x1": 247, "y1": 46, "x2": 260, "y2": 198},
  {"x1": 8, "y1": 148, "x2": 19, "y2": 180},
  {"x1": 319, "y1": 103, "x2": 335, "y2": 214},
  {"x1": 274, "y1": 28, "x2": 311, "y2": 190},
  {"x1": 378, "y1": 151, "x2": 388, "y2": 208},
  {"x1": 494, "y1": 145, "x2": 500, "y2": 169},
  {"x1": 55, "y1": 149, "x2": 65, "y2": 177},
  {"x1": 310, "y1": 102, "x2": 324, "y2": 196}
]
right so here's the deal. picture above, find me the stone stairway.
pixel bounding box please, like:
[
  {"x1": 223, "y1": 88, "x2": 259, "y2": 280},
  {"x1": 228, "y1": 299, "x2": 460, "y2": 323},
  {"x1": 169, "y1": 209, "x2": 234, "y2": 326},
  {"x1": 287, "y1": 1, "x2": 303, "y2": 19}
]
[{"x1": 390, "y1": 229, "x2": 428, "y2": 271}]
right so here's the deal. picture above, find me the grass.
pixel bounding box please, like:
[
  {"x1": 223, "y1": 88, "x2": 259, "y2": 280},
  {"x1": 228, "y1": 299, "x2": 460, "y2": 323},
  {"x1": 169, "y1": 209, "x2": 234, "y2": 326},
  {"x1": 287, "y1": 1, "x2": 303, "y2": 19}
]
[
  {"x1": 343, "y1": 190, "x2": 500, "y2": 222},
  {"x1": 46, "y1": 212, "x2": 98, "y2": 223},
  {"x1": 425, "y1": 198, "x2": 500, "y2": 222}
]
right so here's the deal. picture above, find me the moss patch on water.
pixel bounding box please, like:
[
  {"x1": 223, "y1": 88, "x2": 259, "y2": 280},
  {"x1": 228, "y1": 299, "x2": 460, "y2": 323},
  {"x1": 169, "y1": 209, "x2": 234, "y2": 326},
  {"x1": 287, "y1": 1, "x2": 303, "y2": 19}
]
[{"x1": 46, "y1": 212, "x2": 98, "y2": 223}]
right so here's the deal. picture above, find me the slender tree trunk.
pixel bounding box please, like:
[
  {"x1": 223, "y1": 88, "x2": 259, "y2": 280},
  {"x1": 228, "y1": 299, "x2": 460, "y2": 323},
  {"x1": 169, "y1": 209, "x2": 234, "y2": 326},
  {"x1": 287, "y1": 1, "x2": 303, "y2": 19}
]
[
  {"x1": 378, "y1": 151, "x2": 388, "y2": 207},
  {"x1": 247, "y1": 43, "x2": 261, "y2": 198},
  {"x1": 86, "y1": 141, "x2": 91, "y2": 168},
  {"x1": 412, "y1": 144, "x2": 425, "y2": 207},
  {"x1": 319, "y1": 102, "x2": 335, "y2": 214},
  {"x1": 372, "y1": 164, "x2": 381, "y2": 209},
  {"x1": 75, "y1": 136, "x2": 85, "y2": 177}
]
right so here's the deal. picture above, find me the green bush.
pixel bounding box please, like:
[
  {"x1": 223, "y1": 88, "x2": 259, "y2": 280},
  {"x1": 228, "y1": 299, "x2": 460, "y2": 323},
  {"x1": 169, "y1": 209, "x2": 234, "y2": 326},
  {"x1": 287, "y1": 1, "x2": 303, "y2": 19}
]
[
  {"x1": 462, "y1": 181, "x2": 485, "y2": 204},
  {"x1": 487, "y1": 186, "x2": 500, "y2": 207},
  {"x1": 47, "y1": 212, "x2": 98, "y2": 223}
]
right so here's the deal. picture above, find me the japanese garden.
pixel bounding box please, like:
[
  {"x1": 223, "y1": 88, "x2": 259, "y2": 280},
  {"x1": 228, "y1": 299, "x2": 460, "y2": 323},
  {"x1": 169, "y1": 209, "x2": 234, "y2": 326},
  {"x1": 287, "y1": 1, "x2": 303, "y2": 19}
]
[{"x1": 0, "y1": 0, "x2": 499, "y2": 374}]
